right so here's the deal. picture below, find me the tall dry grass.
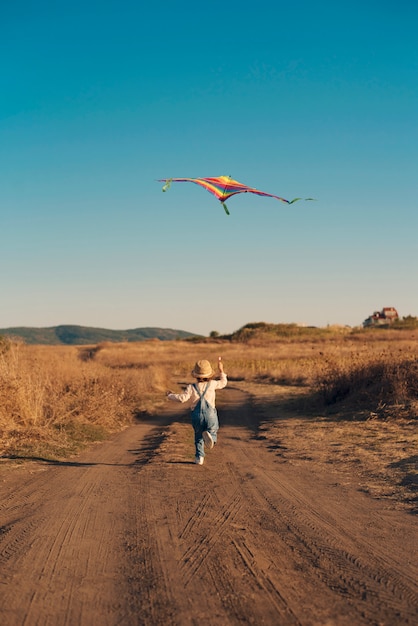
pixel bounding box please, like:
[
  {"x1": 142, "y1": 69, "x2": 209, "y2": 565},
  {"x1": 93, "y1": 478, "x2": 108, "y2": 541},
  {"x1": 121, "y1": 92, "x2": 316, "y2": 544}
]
[
  {"x1": 315, "y1": 351, "x2": 418, "y2": 418},
  {"x1": 0, "y1": 339, "x2": 170, "y2": 458},
  {"x1": 1, "y1": 330, "x2": 417, "y2": 459}
]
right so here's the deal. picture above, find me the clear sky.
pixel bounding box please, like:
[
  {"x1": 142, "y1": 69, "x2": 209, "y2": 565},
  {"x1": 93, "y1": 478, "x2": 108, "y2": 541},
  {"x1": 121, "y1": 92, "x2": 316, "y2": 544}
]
[{"x1": 1, "y1": 1, "x2": 417, "y2": 336}]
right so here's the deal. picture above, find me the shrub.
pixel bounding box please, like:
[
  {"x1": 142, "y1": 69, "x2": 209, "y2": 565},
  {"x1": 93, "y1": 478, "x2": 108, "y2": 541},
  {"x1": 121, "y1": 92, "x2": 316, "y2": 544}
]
[{"x1": 315, "y1": 353, "x2": 418, "y2": 418}]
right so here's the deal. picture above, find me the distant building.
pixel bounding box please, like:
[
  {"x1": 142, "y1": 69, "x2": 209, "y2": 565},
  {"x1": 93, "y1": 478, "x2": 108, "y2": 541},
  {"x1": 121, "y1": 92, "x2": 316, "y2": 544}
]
[{"x1": 363, "y1": 307, "x2": 399, "y2": 327}]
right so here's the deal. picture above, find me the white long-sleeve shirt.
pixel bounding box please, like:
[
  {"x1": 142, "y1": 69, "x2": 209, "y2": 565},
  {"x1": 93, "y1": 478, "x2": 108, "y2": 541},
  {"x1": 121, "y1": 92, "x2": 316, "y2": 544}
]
[{"x1": 167, "y1": 373, "x2": 227, "y2": 409}]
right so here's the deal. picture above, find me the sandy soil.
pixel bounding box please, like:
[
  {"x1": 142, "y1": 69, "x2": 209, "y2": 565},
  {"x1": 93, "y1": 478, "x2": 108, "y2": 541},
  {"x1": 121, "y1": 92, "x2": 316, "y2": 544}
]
[{"x1": 0, "y1": 385, "x2": 417, "y2": 625}]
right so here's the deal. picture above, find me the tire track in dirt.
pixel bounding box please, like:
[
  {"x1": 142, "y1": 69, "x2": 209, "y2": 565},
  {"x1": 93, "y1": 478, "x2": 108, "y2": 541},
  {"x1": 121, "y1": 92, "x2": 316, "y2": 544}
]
[
  {"x1": 0, "y1": 467, "x2": 125, "y2": 625},
  {"x1": 230, "y1": 536, "x2": 303, "y2": 624},
  {"x1": 123, "y1": 399, "x2": 325, "y2": 623},
  {"x1": 221, "y1": 389, "x2": 417, "y2": 624},
  {"x1": 0, "y1": 421, "x2": 163, "y2": 626},
  {"x1": 0, "y1": 388, "x2": 416, "y2": 625},
  {"x1": 123, "y1": 386, "x2": 417, "y2": 625},
  {"x1": 178, "y1": 491, "x2": 213, "y2": 540},
  {"x1": 170, "y1": 452, "x2": 303, "y2": 624},
  {"x1": 258, "y1": 468, "x2": 418, "y2": 609},
  {"x1": 232, "y1": 461, "x2": 417, "y2": 625},
  {"x1": 180, "y1": 490, "x2": 243, "y2": 587},
  {"x1": 125, "y1": 468, "x2": 178, "y2": 625}
]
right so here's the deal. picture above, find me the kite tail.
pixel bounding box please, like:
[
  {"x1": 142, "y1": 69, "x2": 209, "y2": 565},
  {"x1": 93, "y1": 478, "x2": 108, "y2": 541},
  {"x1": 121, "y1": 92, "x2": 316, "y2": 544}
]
[
  {"x1": 162, "y1": 178, "x2": 172, "y2": 193},
  {"x1": 288, "y1": 197, "x2": 317, "y2": 204},
  {"x1": 222, "y1": 202, "x2": 230, "y2": 216}
]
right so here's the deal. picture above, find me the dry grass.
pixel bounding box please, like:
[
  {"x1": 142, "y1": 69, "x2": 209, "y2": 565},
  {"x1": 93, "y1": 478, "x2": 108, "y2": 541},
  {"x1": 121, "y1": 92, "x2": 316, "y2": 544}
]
[
  {"x1": 313, "y1": 348, "x2": 418, "y2": 419},
  {"x1": 0, "y1": 330, "x2": 417, "y2": 501},
  {"x1": 0, "y1": 340, "x2": 169, "y2": 458}
]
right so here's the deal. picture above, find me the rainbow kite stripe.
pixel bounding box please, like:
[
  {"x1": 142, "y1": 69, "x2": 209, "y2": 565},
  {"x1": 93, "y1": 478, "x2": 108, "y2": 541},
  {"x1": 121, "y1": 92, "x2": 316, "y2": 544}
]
[
  {"x1": 159, "y1": 175, "x2": 315, "y2": 215},
  {"x1": 160, "y1": 175, "x2": 291, "y2": 203}
]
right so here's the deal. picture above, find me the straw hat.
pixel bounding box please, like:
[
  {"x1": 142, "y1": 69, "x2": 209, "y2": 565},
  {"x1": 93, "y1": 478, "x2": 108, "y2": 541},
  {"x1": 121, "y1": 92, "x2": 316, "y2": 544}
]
[{"x1": 191, "y1": 359, "x2": 213, "y2": 379}]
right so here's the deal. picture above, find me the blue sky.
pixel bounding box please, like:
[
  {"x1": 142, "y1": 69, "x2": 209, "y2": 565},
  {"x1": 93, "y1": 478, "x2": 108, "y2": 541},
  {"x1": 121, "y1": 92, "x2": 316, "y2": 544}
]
[{"x1": 1, "y1": 1, "x2": 417, "y2": 335}]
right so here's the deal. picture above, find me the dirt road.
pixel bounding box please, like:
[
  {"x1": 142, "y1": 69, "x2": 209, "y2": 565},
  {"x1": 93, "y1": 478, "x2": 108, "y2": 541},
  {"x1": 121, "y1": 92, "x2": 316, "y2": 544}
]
[{"x1": 0, "y1": 387, "x2": 417, "y2": 625}]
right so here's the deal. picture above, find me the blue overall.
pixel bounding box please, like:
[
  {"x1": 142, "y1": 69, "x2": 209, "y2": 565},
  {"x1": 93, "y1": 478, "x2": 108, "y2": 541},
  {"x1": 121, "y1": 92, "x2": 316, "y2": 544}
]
[{"x1": 191, "y1": 382, "x2": 219, "y2": 459}]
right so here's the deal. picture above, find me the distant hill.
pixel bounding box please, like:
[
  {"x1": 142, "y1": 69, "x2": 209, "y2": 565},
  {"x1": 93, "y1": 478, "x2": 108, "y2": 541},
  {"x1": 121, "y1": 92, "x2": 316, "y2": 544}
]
[
  {"x1": 0, "y1": 325, "x2": 201, "y2": 345},
  {"x1": 220, "y1": 322, "x2": 350, "y2": 342}
]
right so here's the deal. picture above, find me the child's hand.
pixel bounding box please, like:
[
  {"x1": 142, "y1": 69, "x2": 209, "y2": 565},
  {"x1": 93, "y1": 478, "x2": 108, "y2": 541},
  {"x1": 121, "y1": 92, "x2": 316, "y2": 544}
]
[{"x1": 218, "y1": 357, "x2": 224, "y2": 373}]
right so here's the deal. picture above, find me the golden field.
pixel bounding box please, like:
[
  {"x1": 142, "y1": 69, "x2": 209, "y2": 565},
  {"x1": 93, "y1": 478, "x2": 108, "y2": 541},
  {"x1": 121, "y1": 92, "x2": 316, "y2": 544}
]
[{"x1": 0, "y1": 327, "x2": 417, "y2": 510}]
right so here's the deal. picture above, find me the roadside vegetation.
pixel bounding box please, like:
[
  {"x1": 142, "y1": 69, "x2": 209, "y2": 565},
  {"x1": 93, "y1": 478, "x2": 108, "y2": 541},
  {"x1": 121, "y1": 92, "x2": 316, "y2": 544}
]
[{"x1": 0, "y1": 323, "x2": 417, "y2": 462}]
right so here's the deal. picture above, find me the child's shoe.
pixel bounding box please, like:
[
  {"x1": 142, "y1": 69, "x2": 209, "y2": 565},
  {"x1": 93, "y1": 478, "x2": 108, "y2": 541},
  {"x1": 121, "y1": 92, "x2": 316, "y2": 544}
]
[
  {"x1": 202, "y1": 431, "x2": 214, "y2": 449},
  {"x1": 194, "y1": 456, "x2": 204, "y2": 465}
]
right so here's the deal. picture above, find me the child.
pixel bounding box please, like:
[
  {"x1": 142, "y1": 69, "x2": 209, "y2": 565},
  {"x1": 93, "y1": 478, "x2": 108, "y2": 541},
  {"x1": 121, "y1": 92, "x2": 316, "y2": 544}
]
[{"x1": 166, "y1": 357, "x2": 227, "y2": 465}]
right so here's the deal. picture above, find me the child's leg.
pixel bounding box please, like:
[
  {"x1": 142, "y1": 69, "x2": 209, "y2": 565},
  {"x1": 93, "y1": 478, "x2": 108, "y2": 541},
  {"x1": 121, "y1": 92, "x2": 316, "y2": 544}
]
[
  {"x1": 192, "y1": 418, "x2": 205, "y2": 458},
  {"x1": 204, "y1": 408, "x2": 219, "y2": 443}
]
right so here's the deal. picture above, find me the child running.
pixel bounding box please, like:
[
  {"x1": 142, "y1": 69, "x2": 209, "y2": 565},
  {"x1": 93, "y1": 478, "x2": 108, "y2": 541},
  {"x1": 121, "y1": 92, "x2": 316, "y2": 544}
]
[{"x1": 166, "y1": 357, "x2": 227, "y2": 465}]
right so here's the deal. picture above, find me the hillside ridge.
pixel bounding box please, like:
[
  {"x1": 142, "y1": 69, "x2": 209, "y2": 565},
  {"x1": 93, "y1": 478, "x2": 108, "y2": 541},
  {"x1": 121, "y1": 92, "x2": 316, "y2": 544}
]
[{"x1": 0, "y1": 324, "x2": 200, "y2": 345}]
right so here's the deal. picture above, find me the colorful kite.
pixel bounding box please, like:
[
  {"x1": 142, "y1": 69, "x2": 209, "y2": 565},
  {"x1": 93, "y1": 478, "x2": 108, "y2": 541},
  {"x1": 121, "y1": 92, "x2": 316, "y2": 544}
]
[{"x1": 158, "y1": 175, "x2": 315, "y2": 215}]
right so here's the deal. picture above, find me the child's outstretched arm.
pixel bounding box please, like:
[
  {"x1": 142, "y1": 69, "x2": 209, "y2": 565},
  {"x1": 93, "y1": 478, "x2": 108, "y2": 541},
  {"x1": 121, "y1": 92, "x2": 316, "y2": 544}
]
[
  {"x1": 216, "y1": 357, "x2": 227, "y2": 389},
  {"x1": 166, "y1": 386, "x2": 193, "y2": 403}
]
